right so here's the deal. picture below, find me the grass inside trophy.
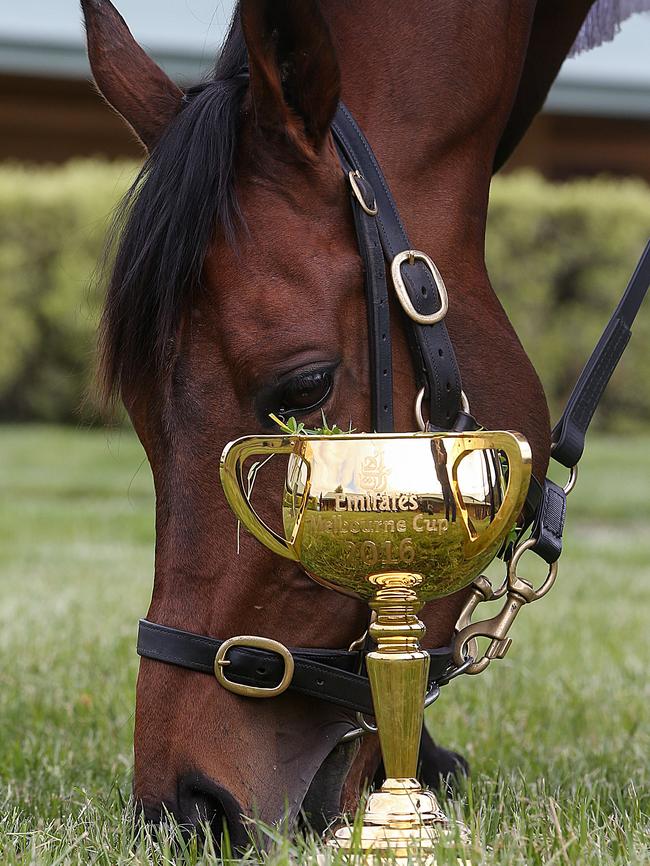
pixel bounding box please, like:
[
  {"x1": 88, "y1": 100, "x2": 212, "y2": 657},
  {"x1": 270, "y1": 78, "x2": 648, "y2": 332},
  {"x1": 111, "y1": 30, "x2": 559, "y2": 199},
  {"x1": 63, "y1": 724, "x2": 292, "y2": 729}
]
[{"x1": 220, "y1": 430, "x2": 532, "y2": 864}]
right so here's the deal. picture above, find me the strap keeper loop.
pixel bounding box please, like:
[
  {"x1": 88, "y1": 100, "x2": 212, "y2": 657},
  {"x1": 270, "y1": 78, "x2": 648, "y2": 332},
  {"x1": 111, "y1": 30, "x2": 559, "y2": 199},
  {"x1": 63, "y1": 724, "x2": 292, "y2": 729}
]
[{"x1": 348, "y1": 170, "x2": 378, "y2": 216}]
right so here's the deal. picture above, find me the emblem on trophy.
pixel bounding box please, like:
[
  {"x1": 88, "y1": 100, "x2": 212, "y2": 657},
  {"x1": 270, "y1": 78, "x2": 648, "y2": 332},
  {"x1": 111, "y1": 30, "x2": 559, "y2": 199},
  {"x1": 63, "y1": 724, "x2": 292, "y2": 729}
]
[{"x1": 359, "y1": 448, "x2": 389, "y2": 492}]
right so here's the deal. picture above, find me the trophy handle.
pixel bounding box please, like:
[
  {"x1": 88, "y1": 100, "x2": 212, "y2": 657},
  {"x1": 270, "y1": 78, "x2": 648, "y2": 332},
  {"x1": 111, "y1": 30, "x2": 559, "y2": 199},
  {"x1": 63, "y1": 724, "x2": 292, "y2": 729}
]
[
  {"x1": 220, "y1": 436, "x2": 308, "y2": 561},
  {"x1": 449, "y1": 432, "x2": 532, "y2": 559}
]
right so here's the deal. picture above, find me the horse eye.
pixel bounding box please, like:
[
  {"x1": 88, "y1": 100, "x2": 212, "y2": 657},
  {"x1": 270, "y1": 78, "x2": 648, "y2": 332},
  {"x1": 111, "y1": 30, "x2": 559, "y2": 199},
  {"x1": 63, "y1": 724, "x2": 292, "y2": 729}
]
[
  {"x1": 277, "y1": 369, "x2": 334, "y2": 415},
  {"x1": 256, "y1": 363, "x2": 338, "y2": 426}
]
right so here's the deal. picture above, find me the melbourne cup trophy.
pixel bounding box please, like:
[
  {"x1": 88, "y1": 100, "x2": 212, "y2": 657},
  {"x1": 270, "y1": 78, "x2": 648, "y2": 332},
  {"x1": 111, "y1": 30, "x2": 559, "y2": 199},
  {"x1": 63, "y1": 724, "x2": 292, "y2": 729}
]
[{"x1": 220, "y1": 431, "x2": 531, "y2": 863}]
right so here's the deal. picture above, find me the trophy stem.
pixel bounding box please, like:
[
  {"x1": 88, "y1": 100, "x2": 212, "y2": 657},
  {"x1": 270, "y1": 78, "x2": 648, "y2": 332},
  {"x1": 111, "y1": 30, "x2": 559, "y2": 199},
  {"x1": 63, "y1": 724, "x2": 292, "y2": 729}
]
[
  {"x1": 366, "y1": 577, "x2": 429, "y2": 782},
  {"x1": 329, "y1": 573, "x2": 471, "y2": 864}
]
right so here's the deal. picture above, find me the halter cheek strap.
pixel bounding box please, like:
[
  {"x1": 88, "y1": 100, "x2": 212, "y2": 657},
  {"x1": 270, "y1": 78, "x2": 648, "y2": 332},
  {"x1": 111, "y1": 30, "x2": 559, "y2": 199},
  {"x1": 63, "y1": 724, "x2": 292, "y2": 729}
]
[
  {"x1": 345, "y1": 168, "x2": 394, "y2": 432},
  {"x1": 332, "y1": 102, "x2": 465, "y2": 432}
]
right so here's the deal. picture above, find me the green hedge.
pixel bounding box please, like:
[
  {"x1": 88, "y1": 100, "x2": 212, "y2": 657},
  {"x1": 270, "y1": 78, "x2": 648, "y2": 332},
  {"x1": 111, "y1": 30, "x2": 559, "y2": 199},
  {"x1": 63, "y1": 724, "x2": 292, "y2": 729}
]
[
  {"x1": 0, "y1": 161, "x2": 135, "y2": 422},
  {"x1": 487, "y1": 172, "x2": 650, "y2": 428},
  {"x1": 0, "y1": 161, "x2": 649, "y2": 427}
]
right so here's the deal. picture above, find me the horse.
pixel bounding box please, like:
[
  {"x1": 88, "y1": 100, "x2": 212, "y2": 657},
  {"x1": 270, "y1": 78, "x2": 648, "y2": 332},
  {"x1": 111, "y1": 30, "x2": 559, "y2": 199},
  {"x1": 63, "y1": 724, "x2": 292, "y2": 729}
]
[{"x1": 81, "y1": 0, "x2": 646, "y2": 850}]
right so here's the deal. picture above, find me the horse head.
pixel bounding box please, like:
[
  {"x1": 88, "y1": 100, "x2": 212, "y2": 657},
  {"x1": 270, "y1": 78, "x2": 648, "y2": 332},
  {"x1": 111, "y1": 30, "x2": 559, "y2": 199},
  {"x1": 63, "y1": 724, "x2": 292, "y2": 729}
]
[{"x1": 82, "y1": 0, "x2": 593, "y2": 849}]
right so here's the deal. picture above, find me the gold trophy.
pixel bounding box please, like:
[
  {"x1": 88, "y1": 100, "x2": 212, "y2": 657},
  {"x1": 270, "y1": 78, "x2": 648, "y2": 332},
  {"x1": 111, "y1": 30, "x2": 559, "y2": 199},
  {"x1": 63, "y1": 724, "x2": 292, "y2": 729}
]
[{"x1": 220, "y1": 431, "x2": 531, "y2": 863}]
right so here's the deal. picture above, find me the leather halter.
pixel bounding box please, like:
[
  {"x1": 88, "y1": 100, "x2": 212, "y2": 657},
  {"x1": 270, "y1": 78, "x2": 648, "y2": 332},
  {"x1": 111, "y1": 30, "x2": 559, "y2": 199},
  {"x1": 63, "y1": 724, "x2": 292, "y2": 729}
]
[{"x1": 137, "y1": 88, "x2": 650, "y2": 718}]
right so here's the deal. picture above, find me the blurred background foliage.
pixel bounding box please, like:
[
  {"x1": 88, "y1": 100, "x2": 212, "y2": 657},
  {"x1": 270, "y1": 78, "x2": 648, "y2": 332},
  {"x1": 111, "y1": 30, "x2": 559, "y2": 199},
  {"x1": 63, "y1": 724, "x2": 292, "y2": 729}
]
[
  {"x1": 0, "y1": 160, "x2": 648, "y2": 427},
  {"x1": 487, "y1": 172, "x2": 650, "y2": 428},
  {"x1": 0, "y1": 161, "x2": 136, "y2": 423}
]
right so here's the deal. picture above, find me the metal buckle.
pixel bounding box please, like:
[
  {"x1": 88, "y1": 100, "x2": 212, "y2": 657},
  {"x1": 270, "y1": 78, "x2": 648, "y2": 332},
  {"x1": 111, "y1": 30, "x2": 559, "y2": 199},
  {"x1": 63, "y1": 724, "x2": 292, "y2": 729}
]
[
  {"x1": 391, "y1": 250, "x2": 449, "y2": 325},
  {"x1": 214, "y1": 635, "x2": 295, "y2": 699},
  {"x1": 348, "y1": 170, "x2": 378, "y2": 216}
]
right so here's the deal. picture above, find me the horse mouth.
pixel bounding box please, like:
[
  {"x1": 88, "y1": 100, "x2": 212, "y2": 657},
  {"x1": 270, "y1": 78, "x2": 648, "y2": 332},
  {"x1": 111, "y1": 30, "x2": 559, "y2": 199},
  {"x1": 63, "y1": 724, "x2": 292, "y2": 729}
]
[{"x1": 136, "y1": 732, "x2": 363, "y2": 853}]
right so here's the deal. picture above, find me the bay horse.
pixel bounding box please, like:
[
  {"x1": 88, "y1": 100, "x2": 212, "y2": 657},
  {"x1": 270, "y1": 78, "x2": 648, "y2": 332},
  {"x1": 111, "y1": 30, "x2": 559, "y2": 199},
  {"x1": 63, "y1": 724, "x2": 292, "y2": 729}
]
[{"x1": 81, "y1": 0, "x2": 643, "y2": 849}]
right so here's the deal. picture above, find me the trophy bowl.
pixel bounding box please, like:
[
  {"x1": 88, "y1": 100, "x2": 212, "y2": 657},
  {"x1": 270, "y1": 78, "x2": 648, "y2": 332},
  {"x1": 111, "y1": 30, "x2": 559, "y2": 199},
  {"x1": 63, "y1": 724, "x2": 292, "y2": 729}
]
[
  {"x1": 220, "y1": 431, "x2": 532, "y2": 864},
  {"x1": 221, "y1": 431, "x2": 531, "y2": 600}
]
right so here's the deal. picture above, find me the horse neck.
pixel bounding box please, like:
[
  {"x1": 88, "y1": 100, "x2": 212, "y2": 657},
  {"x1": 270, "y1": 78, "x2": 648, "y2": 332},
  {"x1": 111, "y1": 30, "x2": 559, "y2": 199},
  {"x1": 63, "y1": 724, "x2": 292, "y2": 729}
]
[{"x1": 321, "y1": 0, "x2": 534, "y2": 263}]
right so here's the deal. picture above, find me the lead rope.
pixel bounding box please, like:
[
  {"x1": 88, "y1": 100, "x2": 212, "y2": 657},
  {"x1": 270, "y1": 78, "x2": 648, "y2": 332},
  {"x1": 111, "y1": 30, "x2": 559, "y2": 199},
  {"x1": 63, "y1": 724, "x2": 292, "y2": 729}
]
[{"x1": 453, "y1": 241, "x2": 650, "y2": 674}]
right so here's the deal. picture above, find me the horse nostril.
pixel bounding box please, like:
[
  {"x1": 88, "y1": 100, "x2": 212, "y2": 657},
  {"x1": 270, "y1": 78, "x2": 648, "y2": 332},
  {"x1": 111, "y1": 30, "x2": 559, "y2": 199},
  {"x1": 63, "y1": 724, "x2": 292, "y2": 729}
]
[{"x1": 177, "y1": 772, "x2": 248, "y2": 850}]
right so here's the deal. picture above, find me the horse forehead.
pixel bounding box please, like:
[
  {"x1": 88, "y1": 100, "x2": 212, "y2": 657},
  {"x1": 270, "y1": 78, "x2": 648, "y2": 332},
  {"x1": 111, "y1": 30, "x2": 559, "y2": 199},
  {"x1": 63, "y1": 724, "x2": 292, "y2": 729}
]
[{"x1": 206, "y1": 215, "x2": 362, "y2": 357}]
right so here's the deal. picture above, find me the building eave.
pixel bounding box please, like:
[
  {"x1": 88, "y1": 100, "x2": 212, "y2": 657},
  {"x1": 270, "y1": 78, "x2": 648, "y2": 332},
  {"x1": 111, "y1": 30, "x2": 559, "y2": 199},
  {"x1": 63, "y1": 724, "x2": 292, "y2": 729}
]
[
  {"x1": 2, "y1": 36, "x2": 649, "y2": 120},
  {"x1": 0, "y1": 38, "x2": 211, "y2": 84},
  {"x1": 546, "y1": 77, "x2": 650, "y2": 118}
]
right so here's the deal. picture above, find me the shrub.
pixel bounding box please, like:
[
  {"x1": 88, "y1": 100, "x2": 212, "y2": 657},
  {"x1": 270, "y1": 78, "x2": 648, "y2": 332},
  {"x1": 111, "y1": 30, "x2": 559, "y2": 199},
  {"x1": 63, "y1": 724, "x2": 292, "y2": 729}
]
[
  {"x1": 0, "y1": 161, "x2": 648, "y2": 427},
  {"x1": 487, "y1": 172, "x2": 650, "y2": 428},
  {"x1": 0, "y1": 160, "x2": 136, "y2": 422}
]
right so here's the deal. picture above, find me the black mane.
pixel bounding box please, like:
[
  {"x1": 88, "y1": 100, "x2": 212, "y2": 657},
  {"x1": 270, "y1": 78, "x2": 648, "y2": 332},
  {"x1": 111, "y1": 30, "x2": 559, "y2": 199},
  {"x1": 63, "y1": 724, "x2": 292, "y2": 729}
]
[{"x1": 99, "y1": 8, "x2": 248, "y2": 401}]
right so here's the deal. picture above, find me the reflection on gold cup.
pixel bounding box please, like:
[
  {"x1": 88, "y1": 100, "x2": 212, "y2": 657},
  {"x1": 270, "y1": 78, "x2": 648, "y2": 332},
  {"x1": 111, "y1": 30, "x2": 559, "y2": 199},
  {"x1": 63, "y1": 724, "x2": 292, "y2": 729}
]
[{"x1": 220, "y1": 432, "x2": 531, "y2": 864}]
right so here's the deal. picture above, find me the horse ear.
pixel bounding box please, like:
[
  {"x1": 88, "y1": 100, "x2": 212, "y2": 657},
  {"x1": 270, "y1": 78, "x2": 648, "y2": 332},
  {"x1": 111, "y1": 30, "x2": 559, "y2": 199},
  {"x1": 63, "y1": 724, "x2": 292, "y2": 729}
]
[
  {"x1": 81, "y1": 0, "x2": 183, "y2": 150},
  {"x1": 240, "y1": 0, "x2": 340, "y2": 154}
]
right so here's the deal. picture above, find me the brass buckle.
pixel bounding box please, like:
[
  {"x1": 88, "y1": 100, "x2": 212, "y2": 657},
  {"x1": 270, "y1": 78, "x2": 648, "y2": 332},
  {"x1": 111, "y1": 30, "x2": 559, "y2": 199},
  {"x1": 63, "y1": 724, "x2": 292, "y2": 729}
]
[
  {"x1": 391, "y1": 250, "x2": 449, "y2": 325},
  {"x1": 214, "y1": 635, "x2": 295, "y2": 699}
]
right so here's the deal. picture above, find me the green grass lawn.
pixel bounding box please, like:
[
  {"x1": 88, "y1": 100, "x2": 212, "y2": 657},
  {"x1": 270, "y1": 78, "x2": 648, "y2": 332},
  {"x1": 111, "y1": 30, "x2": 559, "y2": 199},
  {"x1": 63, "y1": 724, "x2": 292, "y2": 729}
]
[{"x1": 0, "y1": 425, "x2": 648, "y2": 864}]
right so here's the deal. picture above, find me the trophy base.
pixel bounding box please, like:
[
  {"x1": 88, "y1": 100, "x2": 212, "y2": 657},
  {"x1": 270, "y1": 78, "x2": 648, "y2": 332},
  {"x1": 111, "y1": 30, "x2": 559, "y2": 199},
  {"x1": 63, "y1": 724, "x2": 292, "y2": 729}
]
[{"x1": 325, "y1": 778, "x2": 471, "y2": 865}]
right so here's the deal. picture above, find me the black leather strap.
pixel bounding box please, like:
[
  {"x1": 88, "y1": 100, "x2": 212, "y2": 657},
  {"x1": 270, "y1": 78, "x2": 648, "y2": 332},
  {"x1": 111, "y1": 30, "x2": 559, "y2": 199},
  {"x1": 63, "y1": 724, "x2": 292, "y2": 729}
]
[
  {"x1": 522, "y1": 240, "x2": 650, "y2": 564},
  {"x1": 347, "y1": 172, "x2": 395, "y2": 432},
  {"x1": 331, "y1": 103, "x2": 463, "y2": 429},
  {"x1": 523, "y1": 476, "x2": 566, "y2": 564},
  {"x1": 137, "y1": 619, "x2": 454, "y2": 717},
  {"x1": 551, "y1": 240, "x2": 650, "y2": 468}
]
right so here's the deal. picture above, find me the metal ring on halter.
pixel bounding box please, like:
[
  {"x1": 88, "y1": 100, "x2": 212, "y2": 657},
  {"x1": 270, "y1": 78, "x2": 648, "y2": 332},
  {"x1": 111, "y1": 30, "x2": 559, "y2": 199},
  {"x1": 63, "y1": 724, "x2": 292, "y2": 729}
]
[
  {"x1": 340, "y1": 684, "x2": 442, "y2": 743},
  {"x1": 424, "y1": 684, "x2": 441, "y2": 708},
  {"x1": 348, "y1": 629, "x2": 369, "y2": 655},
  {"x1": 356, "y1": 711, "x2": 378, "y2": 734},
  {"x1": 437, "y1": 655, "x2": 475, "y2": 686},
  {"x1": 339, "y1": 725, "x2": 366, "y2": 744},
  {"x1": 415, "y1": 387, "x2": 470, "y2": 431},
  {"x1": 508, "y1": 537, "x2": 559, "y2": 601},
  {"x1": 563, "y1": 464, "x2": 578, "y2": 496}
]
